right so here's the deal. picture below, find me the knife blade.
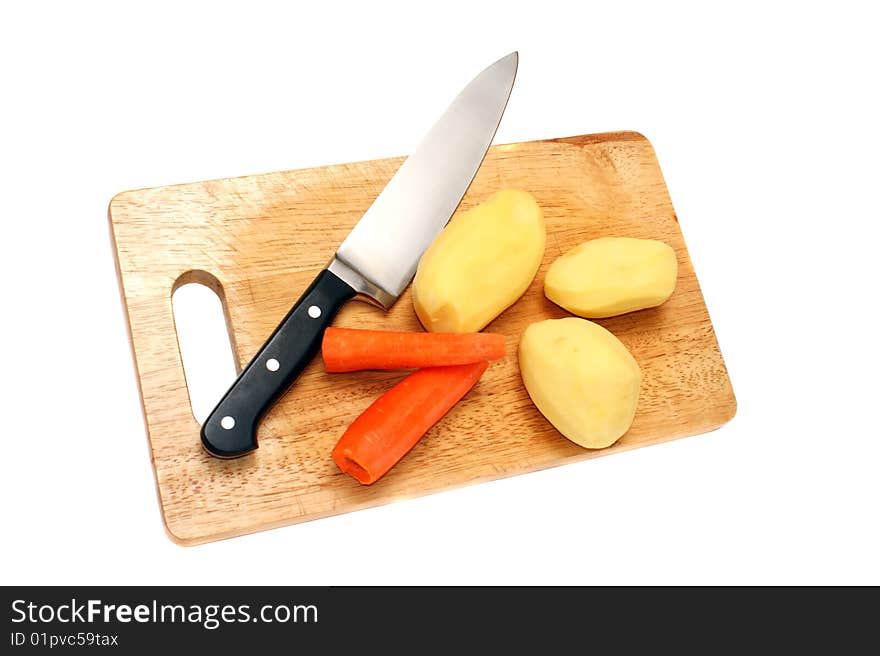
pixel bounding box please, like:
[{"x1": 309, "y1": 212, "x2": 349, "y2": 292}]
[{"x1": 201, "y1": 52, "x2": 518, "y2": 458}]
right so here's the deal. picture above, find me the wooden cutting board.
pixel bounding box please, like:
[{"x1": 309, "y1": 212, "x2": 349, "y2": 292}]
[{"x1": 110, "y1": 131, "x2": 736, "y2": 545}]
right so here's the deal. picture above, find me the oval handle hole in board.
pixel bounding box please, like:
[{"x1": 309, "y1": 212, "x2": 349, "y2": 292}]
[{"x1": 172, "y1": 273, "x2": 239, "y2": 425}]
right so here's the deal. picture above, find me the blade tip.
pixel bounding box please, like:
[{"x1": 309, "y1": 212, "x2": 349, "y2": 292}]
[{"x1": 497, "y1": 51, "x2": 518, "y2": 76}]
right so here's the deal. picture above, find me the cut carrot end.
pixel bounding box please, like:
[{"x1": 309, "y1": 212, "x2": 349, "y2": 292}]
[
  {"x1": 342, "y1": 457, "x2": 373, "y2": 485},
  {"x1": 333, "y1": 449, "x2": 374, "y2": 485}
]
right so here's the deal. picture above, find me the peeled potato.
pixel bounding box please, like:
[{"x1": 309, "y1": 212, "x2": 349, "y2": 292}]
[
  {"x1": 519, "y1": 317, "x2": 641, "y2": 449},
  {"x1": 413, "y1": 189, "x2": 545, "y2": 333},
  {"x1": 545, "y1": 237, "x2": 677, "y2": 318}
]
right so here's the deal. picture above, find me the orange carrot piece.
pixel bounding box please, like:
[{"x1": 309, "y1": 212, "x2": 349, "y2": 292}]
[
  {"x1": 332, "y1": 361, "x2": 488, "y2": 484},
  {"x1": 322, "y1": 327, "x2": 505, "y2": 372}
]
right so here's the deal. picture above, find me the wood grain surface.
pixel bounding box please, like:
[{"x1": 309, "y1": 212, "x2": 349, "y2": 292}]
[{"x1": 109, "y1": 131, "x2": 736, "y2": 545}]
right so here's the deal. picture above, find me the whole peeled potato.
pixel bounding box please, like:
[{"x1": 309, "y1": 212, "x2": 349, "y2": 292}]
[
  {"x1": 545, "y1": 237, "x2": 677, "y2": 318},
  {"x1": 519, "y1": 317, "x2": 641, "y2": 449},
  {"x1": 413, "y1": 189, "x2": 545, "y2": 333}
]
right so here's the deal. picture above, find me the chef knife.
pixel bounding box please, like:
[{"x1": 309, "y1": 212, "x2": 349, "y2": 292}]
[{"x1": 201, "y1": 52, "x2": 518, "y2": 458}]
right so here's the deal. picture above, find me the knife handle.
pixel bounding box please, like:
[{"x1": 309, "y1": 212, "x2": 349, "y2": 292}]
[{"x1": 200, "y1": 269, "x2": 356, "y2": 458}]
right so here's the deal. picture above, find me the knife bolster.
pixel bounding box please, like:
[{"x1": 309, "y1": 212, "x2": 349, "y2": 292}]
[{"x1": 328, "y1": 256, "x2": 397, "y2": 310}]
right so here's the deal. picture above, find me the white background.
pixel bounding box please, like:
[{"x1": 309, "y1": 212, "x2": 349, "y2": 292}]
[{"x1": 2, "y1": 1, "x2": 878, "y2": 585}]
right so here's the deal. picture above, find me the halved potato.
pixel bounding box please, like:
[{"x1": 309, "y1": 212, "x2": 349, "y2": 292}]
[
  {"x1": 519, "y1": 317, "x2": 641, "y2": 449},
  {"x1": 545, "y1": 237, "x2": 677, "y2": 318},
  {"x1": 413, "y1": 189, "x2": 545, "y2": 332}
]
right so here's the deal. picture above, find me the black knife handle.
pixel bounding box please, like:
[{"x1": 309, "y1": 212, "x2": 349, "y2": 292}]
[{"x1": 201, "y1": 269, "x2": 356, "y2": 458}]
